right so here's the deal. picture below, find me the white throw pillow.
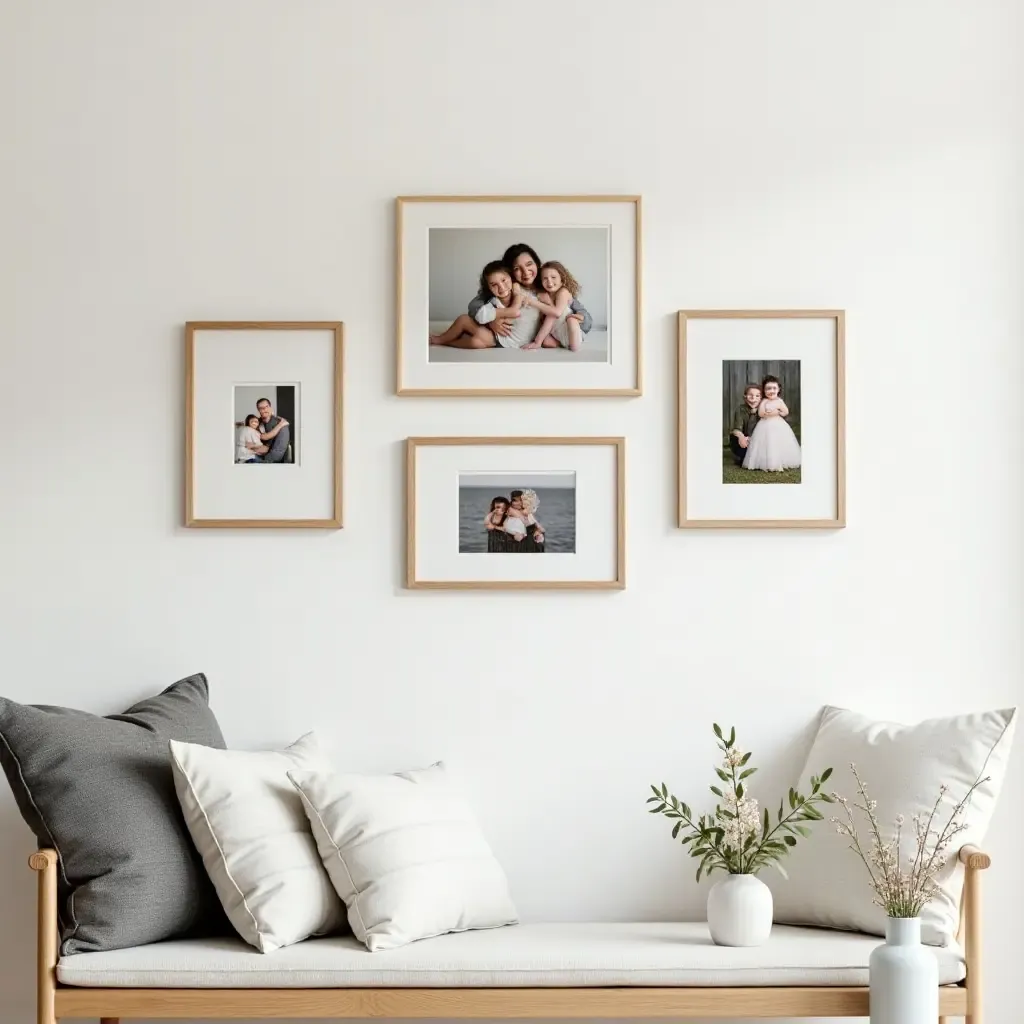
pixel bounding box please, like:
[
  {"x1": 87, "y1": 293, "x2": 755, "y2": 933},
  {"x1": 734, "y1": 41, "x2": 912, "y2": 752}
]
[
  {"x1": 768, "y1": 706, "x2": 1016, "y2": 945},
  {"x1": 170, "y1": 732, "x2": 346, "y2": 953},
  {"x1": 288, "y1": 761, "x2": 518, "y2": 951}
]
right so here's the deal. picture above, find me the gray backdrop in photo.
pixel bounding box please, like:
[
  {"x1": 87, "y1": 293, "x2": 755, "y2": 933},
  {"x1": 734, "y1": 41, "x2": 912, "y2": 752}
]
[
  {"x1": 429, "y1": 227, "x2": 609, "y2": 327},
  {"x1": 234, "y1": 385, "x2": 278, "y2": 425},
  {"x1": 721, "y1": 360, "x2": 802, "y2": 442}
]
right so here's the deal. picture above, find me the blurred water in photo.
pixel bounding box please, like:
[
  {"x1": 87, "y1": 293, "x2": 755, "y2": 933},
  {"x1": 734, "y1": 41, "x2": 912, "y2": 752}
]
[{"x1": 459, "y1": 486, "x2": 576, "y2": 553}]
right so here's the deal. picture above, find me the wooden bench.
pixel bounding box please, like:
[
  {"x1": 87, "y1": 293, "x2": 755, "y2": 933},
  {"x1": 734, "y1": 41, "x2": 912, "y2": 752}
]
[{"x1": 29, "y1": 845, "x2": 990, "y2": 1022}]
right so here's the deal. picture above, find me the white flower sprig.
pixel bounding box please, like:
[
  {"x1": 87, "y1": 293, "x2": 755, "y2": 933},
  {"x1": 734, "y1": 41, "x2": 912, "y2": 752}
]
[
  {"x1": 648, "y1": 724, "x2": 833, "y2": 880},
  {"x1": 830, "y1": 763, "x2": 988, "y2": 918}
]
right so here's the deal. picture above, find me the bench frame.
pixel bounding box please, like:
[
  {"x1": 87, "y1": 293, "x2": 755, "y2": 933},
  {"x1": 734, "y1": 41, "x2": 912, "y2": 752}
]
[{"x1": 30, "y1": 845, "x2": 990, "y2": 1023}]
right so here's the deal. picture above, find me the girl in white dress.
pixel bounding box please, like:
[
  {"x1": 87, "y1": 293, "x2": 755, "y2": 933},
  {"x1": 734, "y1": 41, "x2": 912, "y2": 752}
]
[
  {"x1": 742, "y1": 377, "x2": 802, "y2": 472},
  {"x1": 522, "y1": 261, "x2": 584, "y2": 352}
]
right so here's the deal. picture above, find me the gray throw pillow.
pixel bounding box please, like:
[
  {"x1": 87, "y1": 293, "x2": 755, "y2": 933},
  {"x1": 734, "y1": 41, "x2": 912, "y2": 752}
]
[{"x1": 0, "y1": 672, "x2": 228, "y2": 954}]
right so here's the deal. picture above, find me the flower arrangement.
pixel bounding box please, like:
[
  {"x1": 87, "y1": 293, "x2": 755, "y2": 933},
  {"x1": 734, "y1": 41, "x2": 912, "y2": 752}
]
[
  {"x1": 830, "y1": 764, "x2": 989, "y2": 918},
  {"x1": 648, "y1": 724, "x2": 834, "y2": 880}
]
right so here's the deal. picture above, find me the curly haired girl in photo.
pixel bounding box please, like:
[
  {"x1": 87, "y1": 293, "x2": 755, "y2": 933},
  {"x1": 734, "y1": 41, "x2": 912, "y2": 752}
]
[{"x1": 521, "y1": 260, "x2": 584, "y2": 352}]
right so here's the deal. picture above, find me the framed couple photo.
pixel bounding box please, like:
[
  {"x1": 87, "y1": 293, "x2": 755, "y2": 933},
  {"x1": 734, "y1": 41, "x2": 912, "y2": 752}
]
[
  {"x1": 396, "y1": 195, "x2": 642, "y2": 396},
  {"x1": 677, "y1": 310, "x2": 846, "y2": 529},
  {"x1": 406, "y1": 437, "x2": 626, "y2": 590},
  {"x1": 185, "y1": 321, "x2": 344, "y2": 529}
]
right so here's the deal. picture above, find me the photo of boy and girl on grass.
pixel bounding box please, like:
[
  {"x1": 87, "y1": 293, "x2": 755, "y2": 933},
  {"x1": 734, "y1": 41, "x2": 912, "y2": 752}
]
[
  {"x1": 430, "y1": 242, "x2": 594, "y2": 354},
  {"x1": 723, "y1": 360, "x2": 802, "y2": 484}
]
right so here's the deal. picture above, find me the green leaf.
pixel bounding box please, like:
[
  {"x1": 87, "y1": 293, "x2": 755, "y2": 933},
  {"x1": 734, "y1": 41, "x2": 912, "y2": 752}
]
[
  {"x1": 821, "y1": 794, "x2": 835, "y2": 803},
  {"x1": 736, "y1": 783, "x2": 744, "y2": 799},
  {"x1": 672, "y1": 822, "x2": 682, "y2": 839},
  {"x1": 739, "y1": 751, "x2": 751, "y2": 765},
  {"x1": 681, "y1": 834, "x2": 694, "y2": 845},
  {"x1": 795, "y1": 825, "x2": 810, "y2": 838},
  {"x1": 682, "y1": 803, "x2": 692, "y2": 818},
  {"x1": 710, "y1": 785, "x2": 723, "y2": 798},
  {"x1": 783, "y1": 835, "x2": 797, "y2": 846},
  {"x1": 671, "y1": 795, "x2": 679, "y2": 810},
  {"x1": 646, "y1": 796, "x2": 661, "y2": 803},
  {"x1": 788, "y1": 788, "x2": 796, "y2": 809},
  {"x1": 661, "y1": 782, "x2": 668, "y2": 800},
  {"x1": 763, "y1": 807, "x2": 770, "y2": 837},
  {"x1": 779, "y1": 799, "x2": 784, "y2": 821},
  {"x1": 739, "y1": 767, "x2": 756, "y2": 780},
  {"x1": 728, "y1": 726, "x2": 736, "y2": 748},
  {"x1": 713, "y1": 723, "x2": 723, "y2": 739},
  {"x1": 648, "y1": 806, "x2": 664, "y2": 814},
  {"x1": 821, "y1": 767, "x2": 833, "y2": 782},
  {"x1": 715, "y1": 767, "x2": 730, "y2": 782},
  {"x1": 650, "y1": 784, "x2": 661, "y2": 796}
]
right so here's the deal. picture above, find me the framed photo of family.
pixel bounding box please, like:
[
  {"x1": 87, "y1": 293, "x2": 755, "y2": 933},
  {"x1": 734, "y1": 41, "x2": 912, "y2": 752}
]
[
  {"x1": 406, "y1": 437, "x2": 626, "y2": 589},
  {"x1": 185, "y1": 321, "x2": 344, "y2": 528},
  {"x1": 396, "y1": 195, "x2": 642, "y2": 397},
  {"x1": 677, "y1": 310, "x2": 846, "y2": 529}
]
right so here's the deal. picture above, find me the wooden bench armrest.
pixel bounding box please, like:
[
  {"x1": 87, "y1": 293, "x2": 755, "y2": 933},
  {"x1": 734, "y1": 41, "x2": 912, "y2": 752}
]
[
  {"x1": 959, "y1": 844, "x2": 991, "y2": 870},
  {"x1": 29, "y1": 849, "x2": 59, "y2": 1024}
]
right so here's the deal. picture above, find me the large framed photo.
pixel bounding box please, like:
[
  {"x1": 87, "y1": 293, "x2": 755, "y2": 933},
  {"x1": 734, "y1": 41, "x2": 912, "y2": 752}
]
[
  {"x1": 396, "y1": 195, "x2": 641, "y2": 397},
  {"x1": 678, "y1": 310, "x2": 845, "y2": 529},
  {"x1": 186, "y1": 321, "x2": 343, "y2": 528},
  {"x1": 407, "y1": 437, "x2": 625, "y2": 589}
]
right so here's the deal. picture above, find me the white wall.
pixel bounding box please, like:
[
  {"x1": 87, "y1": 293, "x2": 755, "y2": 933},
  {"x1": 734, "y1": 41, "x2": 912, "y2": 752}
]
[
  {"x1": 428, "y1": 227, "x2": 610, "y2": 325},
  {"x1": 1, "y1": 2, "x2": 1021, "y2": 1023}
]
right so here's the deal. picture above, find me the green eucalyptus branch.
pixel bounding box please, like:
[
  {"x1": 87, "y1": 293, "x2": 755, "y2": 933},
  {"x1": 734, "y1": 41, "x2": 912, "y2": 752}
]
[{"x1": 647, "y1": 723, "x2": 833, "y2": 881}]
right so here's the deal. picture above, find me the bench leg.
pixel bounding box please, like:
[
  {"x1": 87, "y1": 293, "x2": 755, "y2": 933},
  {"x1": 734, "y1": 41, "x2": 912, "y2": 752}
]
[{"x1": 100, "y1": 1018, "x2": 120, "y2": 1024}]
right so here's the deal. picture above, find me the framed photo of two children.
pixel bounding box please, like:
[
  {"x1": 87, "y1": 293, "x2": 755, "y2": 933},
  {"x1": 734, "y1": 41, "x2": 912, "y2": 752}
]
[
  {"x1": 678, "y1": 310, "x2": 846, "y2": 529},
  {"x1": 396, "y1": 195, "x2": 642, "y2": 396}
]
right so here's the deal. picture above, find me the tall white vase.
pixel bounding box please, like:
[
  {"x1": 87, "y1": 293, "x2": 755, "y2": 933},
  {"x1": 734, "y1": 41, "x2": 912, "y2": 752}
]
[
  {"x1": 706, "y1": 873, "x2": 773, "y2": 946},
  {"x1": 869, "y1": 917, "x2": 938, "y2": 1024}
]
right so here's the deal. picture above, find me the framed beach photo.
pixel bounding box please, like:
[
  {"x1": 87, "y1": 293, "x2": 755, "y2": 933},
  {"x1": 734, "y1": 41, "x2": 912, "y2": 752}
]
[
  {"x1": 186, "y1": 321, "x2": 344, "y2": 528},
  {"x1": 396, "y1": 195, "x2": 642, "y2": 396},
  {"x1": 678, "y1": 310, "x2": 845, "y2": 529},
  {"x1": 406, "y1": 437, "x2": 625, "y2": 589}
]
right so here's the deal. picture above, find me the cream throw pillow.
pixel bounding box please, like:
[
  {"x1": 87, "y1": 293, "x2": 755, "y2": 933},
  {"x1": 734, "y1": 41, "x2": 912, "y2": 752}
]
[
  {"x1": 768, "y1": 706, "x2": 1016, "y2": 945},
  {"x1": 288, "y1": 762, "x2": 518, "y2": 951},
  {"x1": 170, "y1": 732, "x2": 346, "y2": 952}
]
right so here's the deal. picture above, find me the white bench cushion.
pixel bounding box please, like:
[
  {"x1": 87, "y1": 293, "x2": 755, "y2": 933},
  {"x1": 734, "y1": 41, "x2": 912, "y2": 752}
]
[{"x1": 56, "y1": 922, "x2": 966, "y2": 988}]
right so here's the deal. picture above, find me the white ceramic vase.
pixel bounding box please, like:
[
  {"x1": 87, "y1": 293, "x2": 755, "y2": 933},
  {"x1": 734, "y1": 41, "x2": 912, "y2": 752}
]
[
  {"x1": 706, "y1": 873, "x2": 773, "y2": 947},
  {"x1": 869, "y1": 917, "x2": 938, "y2": 1024}
]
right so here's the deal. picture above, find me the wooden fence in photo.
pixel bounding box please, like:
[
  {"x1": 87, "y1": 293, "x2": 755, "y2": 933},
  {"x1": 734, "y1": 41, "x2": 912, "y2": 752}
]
[{"x1": 721, "y1": 360, "x2": 802, "y2": 442}]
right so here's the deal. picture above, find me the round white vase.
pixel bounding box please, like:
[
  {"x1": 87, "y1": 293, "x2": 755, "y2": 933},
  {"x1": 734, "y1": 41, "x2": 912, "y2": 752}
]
[
  {"x1": 869, "y1": 917, "x2": 938, "y2": 1024},
  {"x1": 706, "y1": 873, "x2": 773, "y2": 946}
]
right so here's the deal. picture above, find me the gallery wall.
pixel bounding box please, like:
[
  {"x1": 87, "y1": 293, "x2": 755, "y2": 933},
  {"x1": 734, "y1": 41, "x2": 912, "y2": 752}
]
[{"x1": 1, "y1": 2, "x2": 1022, "y2": 1023}]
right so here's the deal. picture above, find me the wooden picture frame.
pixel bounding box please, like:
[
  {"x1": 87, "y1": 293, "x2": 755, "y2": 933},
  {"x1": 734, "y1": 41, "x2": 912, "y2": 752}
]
[
  {"x1": 396, "y1": 195, "x2": 642, "y2": 397},
  {"x1": 677, "y1": 310, "x2": 846, "y2": 529},
  {"x1": 185, "y1": 321, "x2": 344, "y2": 529},
  {"x1": 406, "y1": 437, "x2": 626, "y2": 590}
]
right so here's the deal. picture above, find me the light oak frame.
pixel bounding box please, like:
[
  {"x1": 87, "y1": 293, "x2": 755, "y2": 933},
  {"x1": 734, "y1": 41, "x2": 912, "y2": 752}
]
[
  {"x1": 185, "y1": 321, "x2": 345, "y2": 529},
  {"x1": 677, "y1": 309, "x2": 847, "y2": 529},
  {"x1": 395, "y1": 195, "x2": 643, "y2": 397},
  {"x1": 30, "y1": 846, "x2": 988, "y2": 1022},
  {"x1": 406, "y1": 436, "x2": 626, "y2": 590}
]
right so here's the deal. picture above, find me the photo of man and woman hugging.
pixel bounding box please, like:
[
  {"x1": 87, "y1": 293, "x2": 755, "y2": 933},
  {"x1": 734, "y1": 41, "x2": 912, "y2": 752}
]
[
  {"x1": 430, "y1": 242, "x2": 593, "y2": 353},
  {"x1": 723, "y1": 362, "x2": 802, "y2": 484}
]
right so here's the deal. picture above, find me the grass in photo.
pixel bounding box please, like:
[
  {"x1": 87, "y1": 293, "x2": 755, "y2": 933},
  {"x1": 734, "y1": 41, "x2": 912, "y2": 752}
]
[
  {"x1": 722, "y1": 360, "x2": 801, "y2": 484},
  {"x1": 458, "y1": 471, "x2": 576, "y2": 553}
]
